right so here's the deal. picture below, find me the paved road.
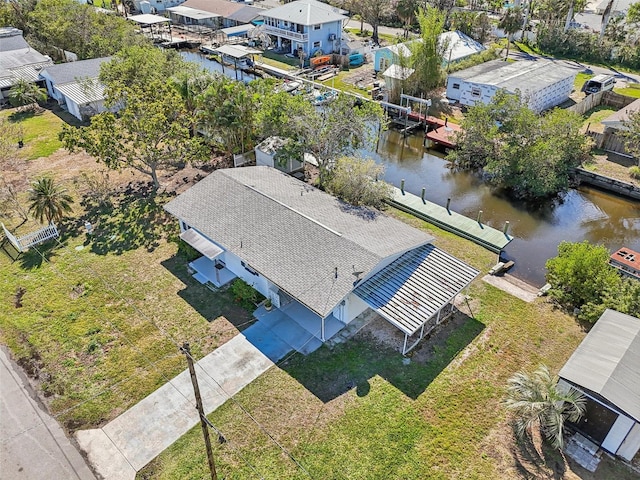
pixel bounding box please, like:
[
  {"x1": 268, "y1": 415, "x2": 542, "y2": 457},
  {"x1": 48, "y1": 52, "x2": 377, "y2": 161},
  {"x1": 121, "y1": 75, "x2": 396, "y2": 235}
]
[{"x1": 0, "y1": 347, "x2": 96, "y2": 480}]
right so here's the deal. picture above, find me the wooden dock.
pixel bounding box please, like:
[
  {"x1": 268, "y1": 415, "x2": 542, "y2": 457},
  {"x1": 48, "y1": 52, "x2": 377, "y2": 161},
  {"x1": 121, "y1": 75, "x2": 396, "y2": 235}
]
[{"x1": 388, "y1": 187, "x2": 513, "y2": 253}]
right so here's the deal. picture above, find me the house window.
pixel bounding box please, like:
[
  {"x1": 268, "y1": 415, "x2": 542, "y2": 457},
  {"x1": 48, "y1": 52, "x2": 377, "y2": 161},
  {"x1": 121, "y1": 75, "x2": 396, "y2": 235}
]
[
  {"x1": 313, "y1": 41, "x2": 321, "y2": 49},
  {"x1": 452, "y1": 83, "x2": 460, "y2": 90},
  {"x1": 313, "y1": 24, "x2": 321, "y2": 30},
  {"x1": 471, "y1": 87, "x2": 481, "y2": 97}
]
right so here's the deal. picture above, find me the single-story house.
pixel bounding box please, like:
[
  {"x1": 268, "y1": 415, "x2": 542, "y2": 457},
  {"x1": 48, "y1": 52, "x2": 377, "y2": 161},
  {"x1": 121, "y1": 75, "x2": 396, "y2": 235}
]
[
  {"x1": 601, "y1": 98, "x2": 640, "y2": 131},
  {"x1": 587, "y1": 97, "x2": 640, "y2": 156},
  {"x1": 180, "y1": 0, "x2": 263, "y2": 28},
  {"x1": 166, "y1": 6, "x2": 222, "y2": 29},
  {"x1": 445, "y1": 59, "x2": 579, "y2": 113},
  {"x1": 558, "y1": 309, "x2": 640, "y2": 461},
  {"x1": 609, "y1": 247, "x2": 640, "y2": 280},
  {"x1": 0, "y1": 27, "x2": 52, "y2": 103},
  {"x1": 262, "y1": 0, "x2": 347, "y2": 56},
  {"x1": 373, "y1": 30, "x2": 485, "y2": 73},
  {"x1": 40, "y1": 57, "x2": 111, "y2": 121},
  {"x1": 164, "y1": 166, "x2": 479, "y2": 355}
]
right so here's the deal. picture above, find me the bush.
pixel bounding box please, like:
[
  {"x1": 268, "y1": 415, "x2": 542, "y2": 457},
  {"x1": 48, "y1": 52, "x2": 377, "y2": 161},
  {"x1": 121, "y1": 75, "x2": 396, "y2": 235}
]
[
  {"x1": 325, "y1": 156, "x2": 393, "y2": 209},
  {"x1": 230, "y1": 279, "x2": 263, "y2": 311},
  {"x1": 630, "y1": 165, "x2": 640, "y2": 179}
]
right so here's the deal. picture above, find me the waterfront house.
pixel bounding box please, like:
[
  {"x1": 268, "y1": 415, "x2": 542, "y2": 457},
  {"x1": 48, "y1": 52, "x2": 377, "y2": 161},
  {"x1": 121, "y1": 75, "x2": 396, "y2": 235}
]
[
  {"x1": 164, "y1": 166, "x2": 478, "y2": 355},
  {"x1": 261, "y1": 0, "x2": 347, "y2": 56},
  {"x1": 558, "y1": 309, "x2": 640, "y2": 461},
  {"x1": 179, "y1": 0, "x2": 263, "y2": 28},
  {"x1": 609, "y1": 247, "x2": 640, "y2": 280},
  {"x1": 40, "y1": 57, "x2": 110, "y2": 121},
  {"x1": 445, "y1": 59, "x2": 578, "y2": 113},
  {"x1": 373, "y1": 31, "x2": 486, "y2": 73},
  {"x1": 0, "y1": 27, "x2": 52, "y2": 104}
]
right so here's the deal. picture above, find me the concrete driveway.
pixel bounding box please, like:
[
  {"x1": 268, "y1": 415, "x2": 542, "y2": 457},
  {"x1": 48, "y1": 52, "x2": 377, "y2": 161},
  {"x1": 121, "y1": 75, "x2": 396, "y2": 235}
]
[
  {"x1": 0, "y1": 348, "x2": 96, "y2": 480},
  {"x1": 75, "y1": 332, "x2": 283, "y2": 480}
]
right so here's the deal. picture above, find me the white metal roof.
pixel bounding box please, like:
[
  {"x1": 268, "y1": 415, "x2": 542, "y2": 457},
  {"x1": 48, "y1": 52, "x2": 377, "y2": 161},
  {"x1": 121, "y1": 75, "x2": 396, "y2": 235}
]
[
  {"x1": 559, "y1": 309, "x2": 640, "y2": 422},
  {"x1": 167, "y1": 6, "x2": 220, "y2": 19},
  {"x1": 180, "y1": 228, "x2": 223, "y2": 259},
  {"x1": 128, "y1": 14, "x2": 172, "y2": 25},
  {"x1": 214, "y1": 44, "x2": 262, "y2": 58},
  {"x1": 354, "y1": 244, "x2": 479, "y2": 336},
  {"x1": 383, "y1": 64, "x2": 414, "y2": 80},
  {"x1": 262, "y1": 0, "x2": 346, "y2": 25},
  {"x1": 220, "y1": 24, "x2": 256, "y2": 37},
  {"x1": 54, "y1": 80, "x2": 105, "y2": 105}
]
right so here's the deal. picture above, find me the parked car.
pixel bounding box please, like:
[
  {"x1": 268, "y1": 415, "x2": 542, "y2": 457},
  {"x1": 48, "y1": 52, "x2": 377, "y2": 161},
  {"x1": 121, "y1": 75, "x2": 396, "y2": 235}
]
[{"x1": 582, "y1": 74, "x2": 616, "y2": 95}]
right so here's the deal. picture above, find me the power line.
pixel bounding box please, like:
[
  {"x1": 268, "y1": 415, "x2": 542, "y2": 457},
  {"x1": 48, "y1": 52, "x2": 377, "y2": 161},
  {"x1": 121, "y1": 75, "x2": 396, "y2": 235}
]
[{"x1": 22, "y1": 242, "x2": 267, "y2": 479}]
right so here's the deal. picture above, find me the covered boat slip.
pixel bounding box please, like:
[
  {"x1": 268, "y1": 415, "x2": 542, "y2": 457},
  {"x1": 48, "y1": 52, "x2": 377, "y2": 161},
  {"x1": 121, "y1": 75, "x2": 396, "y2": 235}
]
[{"x1": 355, "y1": 243, "x2": 479, "y2": 354}]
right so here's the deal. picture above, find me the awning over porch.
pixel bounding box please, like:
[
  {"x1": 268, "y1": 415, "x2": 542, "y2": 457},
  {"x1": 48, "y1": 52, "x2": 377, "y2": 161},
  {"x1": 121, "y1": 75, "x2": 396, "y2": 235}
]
[
  {"x1": 180, "y1": 228, "x2": 223, "y2": 259},
  {"x1": 354, "y1": 243, "x2": 479, "y2": 337}
]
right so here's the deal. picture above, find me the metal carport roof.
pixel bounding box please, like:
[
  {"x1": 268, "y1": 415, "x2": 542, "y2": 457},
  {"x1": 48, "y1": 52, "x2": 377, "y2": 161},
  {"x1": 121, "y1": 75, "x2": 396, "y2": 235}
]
[{"x1": 354, "y1": 243, "x2": 479, "y2": 337}]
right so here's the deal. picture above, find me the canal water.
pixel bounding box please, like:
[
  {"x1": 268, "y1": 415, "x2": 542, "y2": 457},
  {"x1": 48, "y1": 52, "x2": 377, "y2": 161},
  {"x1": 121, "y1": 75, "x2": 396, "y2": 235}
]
[
  {"x1": 370, "y1": 130, "x2": 640, "y2": 287},
  {"x1": 180, "y1": 50, "x2": 257, "y2": 82}
]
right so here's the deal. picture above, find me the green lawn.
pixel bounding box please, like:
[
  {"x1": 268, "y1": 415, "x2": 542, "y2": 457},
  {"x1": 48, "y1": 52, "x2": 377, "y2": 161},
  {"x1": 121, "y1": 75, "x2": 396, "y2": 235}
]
[
  {"x1": 614, "y1": 82, "x2": 640, "y2": 98},
  {"x1": 574, "y1": 72, "x2": 593, "y2": 93},
  {"x1": 0, "y1": 187, "x2": 253, "y2": 430},
  {"x1": 581, "y1": 105, "x2": 617, "y2": 131},
  {"x1": 137, "y1": 210, "x2": 635, "y2": 480},
  {"x1": 345, "y1": 27, "x2": 399, "y2": 46},
  {"x1": 1, "y1": 108, "x2": 64, "y2": 159}
]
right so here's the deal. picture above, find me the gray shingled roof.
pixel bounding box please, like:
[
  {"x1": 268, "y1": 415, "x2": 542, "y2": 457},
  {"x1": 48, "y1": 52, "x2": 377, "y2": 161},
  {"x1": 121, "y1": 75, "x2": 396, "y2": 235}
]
[
  {"x1": 263, "y1": 0, "x2": 346, "y2": 25},
  {"x1": 164, "y1": 167, "x2": 432, "y2": 318},
  {"x1": 227, "y1": 5, "x2": 263, "y2": 23},
  {"x1": 41, "y1": 57, "x2": 110, "y2": 86},
  {"x1": 559, "y1": 309, "x2": 640, "y2": 422}
]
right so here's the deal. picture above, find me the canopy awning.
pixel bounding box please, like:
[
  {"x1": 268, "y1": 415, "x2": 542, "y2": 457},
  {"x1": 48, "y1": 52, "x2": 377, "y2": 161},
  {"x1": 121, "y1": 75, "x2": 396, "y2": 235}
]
[
  {"x1": 128, "y1": 14, "x2": 171, "y2": 25},
  {"x1": 214, "y1": 44, "x2": 262, "y2": 59},
  {"x1": 166, "y1": 6, "x2": 220, "y2": 20},
  {"x1": 220, "y1": 24, "x2": 255, "y2": 37},
  {"x1": 354, "y1": 243, "x2": 478, "y2": 352},
  {"x1": 180, "y1": 228, "x2": 223, "y2": 260}
]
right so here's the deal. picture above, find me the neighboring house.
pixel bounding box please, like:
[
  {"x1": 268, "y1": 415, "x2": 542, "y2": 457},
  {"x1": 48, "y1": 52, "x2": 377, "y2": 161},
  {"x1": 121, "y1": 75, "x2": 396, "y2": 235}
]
[
  {"x1": 166, "y1": 6, "x2": 222, "y2": 29},
  {"x1": 261, "y1": 0, "x2": 347, "y2": 56},
  {"x1": 446, "y1": 59, "x2": 578, "y2": 113},
  {"x1": 601, "y1": 98, "x2": 640, "y2": 131},
  {"x1": 373, "y1": 31, "x2": 486, "y2": 72},
  {"x1": 382, "y1": 64, "x2": 414, "y2": 100},
  {"x1": 40, "y1": 57, "x2": 110, "y2": 121},
  {"x1": 558, "y1": 309, "x2": 640, "y2": 462},
  {"x1": 180, "y1": 0, "x2": 263, "y2": 28},
  {"x1": 133, "y1": 0, "x2": 184, "y2": 14},
  {"x1": 0, "y1": 27, "x2": 52, "y2": 103},
  {"x1": 609, "y1": 247, "x2": 640, "y2": 280},
  {"x1": 164, "y1": 166, "x2": 479, "y2": 355}
]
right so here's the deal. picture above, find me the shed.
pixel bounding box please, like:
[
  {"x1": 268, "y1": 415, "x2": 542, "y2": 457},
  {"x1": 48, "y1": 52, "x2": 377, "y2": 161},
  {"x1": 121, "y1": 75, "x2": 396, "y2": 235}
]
[
  {"x1": 558, "y1": 309, "x2": 640, "y2": 461},
  {"x1": 254, "y1": 136, "x2": 304, "y2": 173}
]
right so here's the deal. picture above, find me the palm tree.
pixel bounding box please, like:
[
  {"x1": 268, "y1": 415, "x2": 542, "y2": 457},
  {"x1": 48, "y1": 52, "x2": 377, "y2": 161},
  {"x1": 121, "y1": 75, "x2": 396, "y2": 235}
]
[
  {"x1": 397, "y1": 0, "x2": 417, "y2": 39},
  {"x1": 498, "y1": 7, "x2": 524, "y2": 60},
  {"x1": 8, "y1": 79, "x2": 48, "y2": 111},
  {"x1": 28, "y1": 177, "x2": 74, "y2": 225},
  {"x1": 504, "y1": 365, "x2": 586, "y2": 449}
]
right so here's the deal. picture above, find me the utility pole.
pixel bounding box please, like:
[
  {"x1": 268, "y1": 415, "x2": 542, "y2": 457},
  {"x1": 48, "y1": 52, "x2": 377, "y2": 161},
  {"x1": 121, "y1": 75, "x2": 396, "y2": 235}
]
[{"x1": 181, "y1": 342, "x2": 218, "y2": 480}]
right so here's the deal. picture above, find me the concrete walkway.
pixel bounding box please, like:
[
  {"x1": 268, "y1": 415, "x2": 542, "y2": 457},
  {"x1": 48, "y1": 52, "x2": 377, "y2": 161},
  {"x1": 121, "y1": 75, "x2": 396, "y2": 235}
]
[
  {"x1": 0, "y1": 348, "x2": 96, "y2": 480},
  {"x1": 75, "y1": 334, "x2": 279, "y2": 480},
  {"x1": 482, "y1": 274, "x2": 539, "y2": 303}
]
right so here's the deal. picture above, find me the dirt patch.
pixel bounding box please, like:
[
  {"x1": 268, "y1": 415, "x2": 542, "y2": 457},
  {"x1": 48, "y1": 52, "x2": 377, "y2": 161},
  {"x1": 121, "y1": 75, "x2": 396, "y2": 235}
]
[{"x1": 586, "y1": 152, "x2": 638, "y2": 185}]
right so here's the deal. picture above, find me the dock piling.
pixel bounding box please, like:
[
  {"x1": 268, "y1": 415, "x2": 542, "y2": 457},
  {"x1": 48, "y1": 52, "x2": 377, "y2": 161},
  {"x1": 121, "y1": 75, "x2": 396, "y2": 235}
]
[
  {"x1": 401, "y1": 179, "x2": 405, "y2": 193},
  {"x1": 503, "y1": 221, "x2": 510, "y2": 235},
  {"x1": 477, "y1": 210, "x2": 483, "y2": 224},
  {"x1": 421, "y1": 187, "x2": 426, "y2": 202},
  {"x1": 446, "y1": 198, "x2": 451, "y2": 213}
]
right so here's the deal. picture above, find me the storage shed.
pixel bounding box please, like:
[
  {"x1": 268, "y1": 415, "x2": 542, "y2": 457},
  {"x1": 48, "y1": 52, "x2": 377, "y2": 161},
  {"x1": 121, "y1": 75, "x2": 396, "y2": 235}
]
[{"x1": 558, "y1": 309, "x2": 640, "y2": 461}]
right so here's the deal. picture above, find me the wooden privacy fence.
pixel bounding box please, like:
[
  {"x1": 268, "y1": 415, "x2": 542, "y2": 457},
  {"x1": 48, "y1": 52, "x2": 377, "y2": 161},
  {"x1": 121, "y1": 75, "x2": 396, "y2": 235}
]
[
  {"x1": 568, "y1": 90, "x2": 636, "y2": 116},
  {"x1": 587, "y1": 130, "x2": 629, "y2": 155}
]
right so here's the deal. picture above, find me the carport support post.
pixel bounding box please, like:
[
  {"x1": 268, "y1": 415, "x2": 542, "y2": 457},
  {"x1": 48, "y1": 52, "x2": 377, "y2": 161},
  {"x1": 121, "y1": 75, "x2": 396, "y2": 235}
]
[{"x1": 181, "y1": 342, "x2": 217, "y2": 480}]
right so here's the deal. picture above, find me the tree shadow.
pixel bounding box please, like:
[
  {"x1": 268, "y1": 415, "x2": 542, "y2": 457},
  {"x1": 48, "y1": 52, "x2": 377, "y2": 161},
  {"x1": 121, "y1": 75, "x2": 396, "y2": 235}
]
[
  {"x1": 160, "y1": 255, "x2": 253, "y2": 329},
  {"x1": 509, "y1": 422, "x2": 567, "y2": 480},
  {"x1": 65, "y1": 181, "x2": 172, "y2": 256},
  {"x1": 279, "y1": 312, "x2": 484, "y2": 402}
]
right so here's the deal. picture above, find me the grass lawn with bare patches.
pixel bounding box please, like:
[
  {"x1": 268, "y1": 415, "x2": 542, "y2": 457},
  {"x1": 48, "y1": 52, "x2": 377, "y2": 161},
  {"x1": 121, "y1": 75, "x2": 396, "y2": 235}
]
[
  {"x1": 1, "y1": 108, "x2": 64, "y2": 160},
  {"x1": 138, "y1": 211, "x2": 636, "y2": 480}
]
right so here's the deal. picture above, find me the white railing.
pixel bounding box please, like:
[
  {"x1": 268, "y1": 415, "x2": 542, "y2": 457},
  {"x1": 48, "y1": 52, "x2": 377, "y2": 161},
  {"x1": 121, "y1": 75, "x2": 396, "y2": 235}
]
[
  {"x1": 2, "y1": 222, "x2": 59, "y2": 252},
  {"x1": 264, "y1": 25, "x2": 308, "y2": 42}
]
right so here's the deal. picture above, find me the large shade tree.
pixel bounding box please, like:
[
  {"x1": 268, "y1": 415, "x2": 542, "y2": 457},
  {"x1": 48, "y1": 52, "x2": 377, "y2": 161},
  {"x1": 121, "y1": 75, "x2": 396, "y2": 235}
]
[
  {"x1": 28, "y1": 176, "x2": 74, "y2": 224},
  {"x1": 61, "y1": 81, "x2": 207, "y2": 189},
  {"x1": 498, "y1": 6, "x2": 524, "y2": 59},
  {"x1": 409, "y1": 6, "x2": 445, "y2": 93}
]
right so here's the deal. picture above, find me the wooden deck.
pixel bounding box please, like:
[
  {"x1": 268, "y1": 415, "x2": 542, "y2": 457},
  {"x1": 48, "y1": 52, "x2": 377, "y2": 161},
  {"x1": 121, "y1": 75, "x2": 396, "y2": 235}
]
[{"x1": 388, "y1": 188, "x2": 513, "y2": 253}]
